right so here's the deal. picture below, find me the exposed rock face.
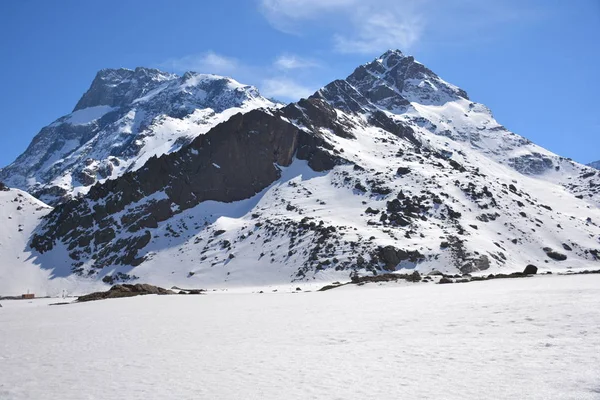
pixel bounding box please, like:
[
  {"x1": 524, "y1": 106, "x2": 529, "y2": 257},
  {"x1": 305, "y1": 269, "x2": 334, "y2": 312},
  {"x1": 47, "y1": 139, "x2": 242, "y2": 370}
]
[
  {"x1": 0, "y1": 68, "x2": 276, "y2": 205},
  {"x1": 509, "y1": 153, "x2": 554, "y2": 175},
  {"x1": 0, "y1": 181, "x2": 8, "y2": 191},
  {"x1": 73, "y1": 67, "x2": 177, "y2": 111},
  {"x1": 31, "y1": 105, "x2": 348, "y2": 275}
]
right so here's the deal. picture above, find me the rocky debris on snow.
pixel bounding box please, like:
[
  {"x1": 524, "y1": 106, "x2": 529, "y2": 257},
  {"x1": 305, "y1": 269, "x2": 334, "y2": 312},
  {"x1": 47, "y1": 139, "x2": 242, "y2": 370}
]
[
  {"x1": 562, "y1": 269, "x2": 600, "y2": 275},
  {"x1": 171, "y1": 286, "x2": 206, "y2": 295},
  {"x1": 318, "y1": 271, "x2": 422, "y2": 291},
  {"x1": 350, "y1": 271, "x2": 422, "y2": 284},
  {"x1": 77, "y1": 284, "x2": 175, "y2": 302}
]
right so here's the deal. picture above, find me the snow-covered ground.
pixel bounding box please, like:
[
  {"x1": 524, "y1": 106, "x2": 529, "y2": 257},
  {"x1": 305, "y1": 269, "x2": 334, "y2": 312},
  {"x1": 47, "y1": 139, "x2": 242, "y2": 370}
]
[{"x1": 1, "y1": 274, "x2": 599, "y2": 400}]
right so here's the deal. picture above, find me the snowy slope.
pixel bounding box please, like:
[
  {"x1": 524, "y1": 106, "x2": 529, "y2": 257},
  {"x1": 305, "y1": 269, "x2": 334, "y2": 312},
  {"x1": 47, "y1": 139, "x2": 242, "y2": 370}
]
[
  {"x1": 0, "y1": 185, "x2": 104, "y2": 296},
  {"x1": 0, "y1": 68, "x2": 277, "y2": 205}
]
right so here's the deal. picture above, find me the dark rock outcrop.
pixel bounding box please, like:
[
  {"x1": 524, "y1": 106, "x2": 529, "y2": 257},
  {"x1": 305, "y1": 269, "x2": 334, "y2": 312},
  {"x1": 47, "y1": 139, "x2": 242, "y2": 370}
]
[
  {"x1": 543, "y1": 248, "x2": 567, "y2": 261},
  {"x1": 77, "y1": 283, "x2": 175, "y2": 302},
  {"x1": 375, "y1": 245, "x2": 424, "y2": 271},
  {"x1": 523, "y1": 264, "x2": 538, "y2": 275},
  {"x1": 31, "y1": 105, "x2": 349, "y2": 274}
]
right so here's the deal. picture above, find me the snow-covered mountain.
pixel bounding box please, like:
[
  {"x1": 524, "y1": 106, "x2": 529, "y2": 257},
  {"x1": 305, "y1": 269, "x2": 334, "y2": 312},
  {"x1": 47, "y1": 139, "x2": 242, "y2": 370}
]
[
  {"x1": 0, "y1": 68, "x2": 276, "y2": 205},
  {"x1": 1, "y1": 50, "x2": 599, "y2": 294},
  {"x1": 589, "y1": 160, "x2": 600, "y2": 170},
  {"x1": 20, "y1": 50, "x2": 599, "y2": 292}
]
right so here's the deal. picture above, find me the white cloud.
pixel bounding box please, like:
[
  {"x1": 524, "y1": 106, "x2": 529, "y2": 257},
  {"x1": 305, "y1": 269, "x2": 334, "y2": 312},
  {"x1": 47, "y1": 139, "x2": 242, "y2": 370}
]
[
  {"x1": 334, "y1": 12, "x2": 423, "y2": 54},
  {"x1": 259, "y1": 0, "x2": 422, "y2": 52},
  {"x1": 261, "y1": 78, "x2": 315, "y2": 100},
  {"x1": 160, "y1": 51, "x2": 239, "y2": 75},
  {"x1": 274, "y1": 54, "x2": 320, "y2": 70},
  {"x1": 260, "y1": 0, "x2": 357, "y2": 33},
  {"x1": 258, "y1": 0, "x2": 544, "y2": 54}
]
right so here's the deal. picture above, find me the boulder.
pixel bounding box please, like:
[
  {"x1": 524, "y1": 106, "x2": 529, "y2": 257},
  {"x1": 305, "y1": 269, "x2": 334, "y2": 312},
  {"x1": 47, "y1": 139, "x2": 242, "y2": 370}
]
[{"x1": 523, "y1": 265, "x2": 538, "y2": 275}]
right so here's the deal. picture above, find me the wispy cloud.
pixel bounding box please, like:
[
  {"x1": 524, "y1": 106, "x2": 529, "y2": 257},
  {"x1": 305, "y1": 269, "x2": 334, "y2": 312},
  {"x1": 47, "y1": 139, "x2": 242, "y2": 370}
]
[
  {"x1": 274, "y1": 54, "x2": 320, "y2": 70},
  {"x1": 258, "y1": 0, "x2": 545, "y2": 54},
  {"x1": 261, "y1": 77, "x2": 315, "y2": 100},
  {"x1": 259, "y1": 0, "x2": 357, "y2": 34},
  {"x1": 259, "y1": 0, "x2": 422, "y2": 52},
  {"x1": 334, "y1": 11, "x2": 423, "y2": 54},
  {"x1": 160, "y1": 51, "x2": 239, "y2": 75}
]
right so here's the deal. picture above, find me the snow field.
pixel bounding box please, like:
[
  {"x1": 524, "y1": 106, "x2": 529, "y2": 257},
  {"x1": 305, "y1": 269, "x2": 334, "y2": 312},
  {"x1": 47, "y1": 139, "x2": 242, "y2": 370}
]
[{"x1": 1, "y1": 274, "x2": 599, "y2": 400}]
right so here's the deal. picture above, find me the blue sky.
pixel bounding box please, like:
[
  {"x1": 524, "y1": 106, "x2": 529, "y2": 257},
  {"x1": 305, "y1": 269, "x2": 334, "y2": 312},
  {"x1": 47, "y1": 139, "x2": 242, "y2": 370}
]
[{"x1": 0, "y1": 0, "x2": 599, "y2": 167}]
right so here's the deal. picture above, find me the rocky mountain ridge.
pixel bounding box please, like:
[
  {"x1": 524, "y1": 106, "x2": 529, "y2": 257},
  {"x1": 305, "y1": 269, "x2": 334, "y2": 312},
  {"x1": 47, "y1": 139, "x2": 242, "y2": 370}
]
[
  {"x1": 0, "y1": 68, "x2": 276, "y2": 205},
  {"x1": 2, "y1": 50, "x2": 600, "y2": 293}
]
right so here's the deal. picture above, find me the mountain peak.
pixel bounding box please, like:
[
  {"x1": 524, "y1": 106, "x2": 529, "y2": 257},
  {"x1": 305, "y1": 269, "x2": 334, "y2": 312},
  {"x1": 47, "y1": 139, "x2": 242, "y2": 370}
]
[
  {"x1": 0, "y1": 65, "x2": 276, "y2": 204},
  {"x1": 589, "y1": 160, "x2": 600, "y2": 170},
  {"x1": 314, "y1": 50, "x2": 469, "y2": 115},
  {"x1": 377, "y1": 49, "x2": 406, "y2": 66},
  {"x1": 74, "y1": 67, "x2": 177, "y2": 111}
]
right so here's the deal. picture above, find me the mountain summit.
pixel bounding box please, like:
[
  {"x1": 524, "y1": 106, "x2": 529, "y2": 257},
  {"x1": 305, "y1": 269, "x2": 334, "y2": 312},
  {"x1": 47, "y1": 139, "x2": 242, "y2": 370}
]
[
  {"x1": 2, "y1": 50, "x2": 599, "y2": 293},
  {"x1": 0, "y1": 69, "x2": 276, "y2": 205},
  {"x1": 315, "y1": 49, "x2": 468, "y2": 113}
]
